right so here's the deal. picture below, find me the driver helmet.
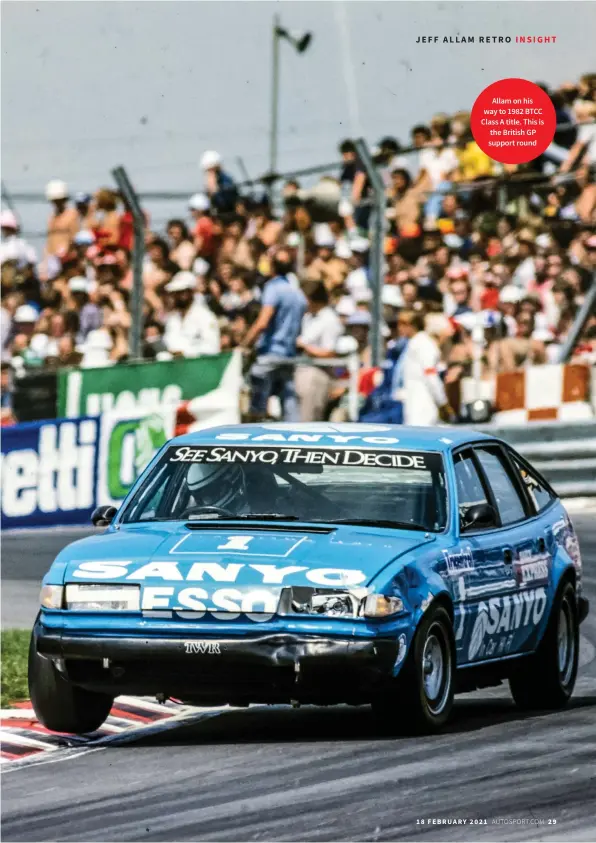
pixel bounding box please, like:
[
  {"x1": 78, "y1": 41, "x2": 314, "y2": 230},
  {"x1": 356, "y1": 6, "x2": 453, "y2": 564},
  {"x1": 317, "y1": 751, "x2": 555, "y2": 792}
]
[{"x1": 186, "y1": 463, "x2": 245, "y2": 511}]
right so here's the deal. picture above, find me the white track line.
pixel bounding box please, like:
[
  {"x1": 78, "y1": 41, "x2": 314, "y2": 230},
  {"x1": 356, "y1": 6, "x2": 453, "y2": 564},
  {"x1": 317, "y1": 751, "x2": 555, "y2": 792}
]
[
  {"x1": 0, "y1": 708, "x2": 37, "y2": 719},
  {"x1": 0, "y1": 729, "x2": 60, "y2": 751}
]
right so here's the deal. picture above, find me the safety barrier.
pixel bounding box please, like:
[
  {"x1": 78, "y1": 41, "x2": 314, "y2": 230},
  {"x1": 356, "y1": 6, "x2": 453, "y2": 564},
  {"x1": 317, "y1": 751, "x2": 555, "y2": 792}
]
[
  {"x1": 477, "y1": 419, "x2": 596, "y2": 498},
  {"x1": 460, "y1": 362, "x2": 594, "y2": 425}
]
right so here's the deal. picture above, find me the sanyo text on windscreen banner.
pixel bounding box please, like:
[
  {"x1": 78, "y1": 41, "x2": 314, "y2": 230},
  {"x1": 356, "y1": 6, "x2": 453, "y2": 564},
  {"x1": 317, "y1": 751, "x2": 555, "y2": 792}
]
[{"x1": 168, "y1": 446, "x2": 441, "y2": 470}]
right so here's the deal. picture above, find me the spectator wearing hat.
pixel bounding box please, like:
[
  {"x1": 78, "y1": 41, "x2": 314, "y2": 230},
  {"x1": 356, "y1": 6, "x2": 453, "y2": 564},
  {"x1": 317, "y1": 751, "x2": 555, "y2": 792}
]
[
  {"x1": 295, "y1": 279, "x2": 344, "y2": 421},
  {"x1": 45, "y1": 180, "x2": 79, "y2": 257},
  {"x1": 0, "y1": 210, "x2": 37, "y2": 270},
  {"x1": 200, "y1": 150, "x2": 237, "y2": 215},
  {"x1": 78, "y1": 328, "x2": 115, "y2": 369},
  {"x1": 398, "y1": 309, "x2": 454, "y2": 426},
  {"x1": 74, "y1": 192, "x2": 93, "y2": 231},
  {"x1": 189, "y1": 193, "x2": 217, "y2": 261},
  {"x1": 499, "y1": 284, "x2": 524, "y2": 336},
  {"x1": 73, "y1": 229, "x2": 96, "y2": 253},
  {"x1": 305, "y1": 224, "x2": 348, "y2": 289},
  {"x1": 344, "y1": 236, "x2": 370, "y2": 299},
  {"x1": 241, "y1": 247, "x2": 306, "y2": 422},
  {"x1": 163, "y1": 271, "x2": 220, "y2": 358},
  {"x1": 67, "y1": 276, "x2": 102, "y2": 342},
  {"x1": 345, "y1": 310, "x2": 373, "y2": 366},
  {"x1": 13, "y1": 304, "x2": 39, "y2": 335}
]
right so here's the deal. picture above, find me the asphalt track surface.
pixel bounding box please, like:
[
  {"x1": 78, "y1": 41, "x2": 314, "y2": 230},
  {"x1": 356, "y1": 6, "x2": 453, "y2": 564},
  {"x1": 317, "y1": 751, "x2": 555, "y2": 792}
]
[{"x1": 2, "y1": 514, "x2": 596, "y2": 842}]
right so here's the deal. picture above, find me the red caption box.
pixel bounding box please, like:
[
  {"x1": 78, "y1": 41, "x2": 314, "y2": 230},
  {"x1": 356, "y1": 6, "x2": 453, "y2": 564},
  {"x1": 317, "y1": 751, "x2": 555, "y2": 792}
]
[{"x1": 470, "y1": 78, "x2": 556, "y2": 165}]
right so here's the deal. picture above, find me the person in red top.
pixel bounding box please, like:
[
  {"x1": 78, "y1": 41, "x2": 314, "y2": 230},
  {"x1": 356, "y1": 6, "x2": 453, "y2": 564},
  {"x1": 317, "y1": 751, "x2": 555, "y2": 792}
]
[
  {"x1": 188, "y1": 193, "x2": 216, "y2": 260},
  {"x1": 118, "y1": 207, "x2": 150, "y2": 252}
]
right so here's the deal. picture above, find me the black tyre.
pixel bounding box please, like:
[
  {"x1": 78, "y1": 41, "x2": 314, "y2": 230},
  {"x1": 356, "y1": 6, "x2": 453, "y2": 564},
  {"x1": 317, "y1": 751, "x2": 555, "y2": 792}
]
[
  {"x1": 372, "y1": 604, "x2": 455, "y2": 735},
  {"x1": 509, "y1": 580, "x2": 579, "y2": 711},
  {"x1": 28, "y1": 632, "x2": 113, "y2": 734}
]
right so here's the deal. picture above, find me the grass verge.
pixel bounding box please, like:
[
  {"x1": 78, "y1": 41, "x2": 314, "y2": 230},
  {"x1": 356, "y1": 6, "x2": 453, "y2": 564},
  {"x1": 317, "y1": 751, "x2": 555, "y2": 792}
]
[{"x1": 1, "y1": 629, "x2": 30, "y2": 707}]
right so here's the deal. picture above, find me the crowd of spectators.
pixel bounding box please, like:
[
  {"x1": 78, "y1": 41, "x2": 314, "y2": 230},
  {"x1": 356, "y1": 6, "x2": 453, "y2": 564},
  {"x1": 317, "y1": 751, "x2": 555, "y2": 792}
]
[{"x1": 1, "y1": 72, "x2": 595, "y2": 425}]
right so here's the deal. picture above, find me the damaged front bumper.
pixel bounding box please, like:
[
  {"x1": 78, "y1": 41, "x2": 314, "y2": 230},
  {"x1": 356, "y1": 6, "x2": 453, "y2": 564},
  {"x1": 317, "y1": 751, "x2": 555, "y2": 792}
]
[{"x1": 34, "y1": 621, "x2": 403, "y2": 706}]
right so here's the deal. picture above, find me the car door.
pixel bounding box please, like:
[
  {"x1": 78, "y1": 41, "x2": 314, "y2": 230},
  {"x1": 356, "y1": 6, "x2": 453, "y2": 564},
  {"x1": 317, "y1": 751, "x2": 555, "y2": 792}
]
[
  {"x1": 463, "y1": 443, "x2": 549, "y2": 663},
  {"x1": 450, "y1": 447, "x2": 501, "y2": 666}
]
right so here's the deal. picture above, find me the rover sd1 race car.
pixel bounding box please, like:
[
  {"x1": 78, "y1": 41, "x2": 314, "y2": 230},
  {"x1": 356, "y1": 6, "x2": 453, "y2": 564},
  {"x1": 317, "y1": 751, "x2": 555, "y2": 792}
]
[{"x1": 29, "y1": 423, "x2": 589, "y2": 735}]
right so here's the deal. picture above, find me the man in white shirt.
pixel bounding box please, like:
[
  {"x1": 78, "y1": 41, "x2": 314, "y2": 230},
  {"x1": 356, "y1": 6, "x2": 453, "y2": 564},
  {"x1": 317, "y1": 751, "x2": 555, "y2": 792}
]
[
  {"x1": 344, "y1": 236, "x2": 371, "y2": 300},
  {"x1": 163, "y1": 272, "x2": 220, "y2": 357},
  {"x1": 397, "y1": 310, "x2": 454, "y2": 426},
  {"x1": 0, "y1": 210, "x2": 37, "y2": 268},
  {"x1": 295, "y1": 279, "x2": 344, "y2": 421},
  {"x1": 416, "y1": 139, "x2": 458, "y2": 220}
]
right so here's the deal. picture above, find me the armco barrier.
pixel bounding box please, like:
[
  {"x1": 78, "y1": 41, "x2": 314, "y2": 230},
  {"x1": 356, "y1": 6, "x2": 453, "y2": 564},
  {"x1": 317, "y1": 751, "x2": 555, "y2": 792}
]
[{"x1": 476, "y1": 419, "x2": 596, "y2": 498}]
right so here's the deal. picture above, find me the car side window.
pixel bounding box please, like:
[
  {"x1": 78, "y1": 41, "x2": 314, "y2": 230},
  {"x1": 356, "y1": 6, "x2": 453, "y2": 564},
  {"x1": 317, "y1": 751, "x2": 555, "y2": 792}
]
[
  {"x1": 510, "y1": 454, "x2": 554, "y2": 513},
  {"x1": 454, "y1": 452, "x2": 488, "y2": 528},
  {"x1": 475, "y1": 448, "x2": 526, "y2": 525}
]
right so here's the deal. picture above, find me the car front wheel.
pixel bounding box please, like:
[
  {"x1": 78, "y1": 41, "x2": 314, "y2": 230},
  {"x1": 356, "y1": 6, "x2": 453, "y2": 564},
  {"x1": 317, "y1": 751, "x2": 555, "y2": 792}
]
[
  {"x1": 372, "y1": 604, "x2": 455, "y2": 735},
  {"x1": 28, "y1": 631, "x2": 113, "y2": 734},
  {"x1": 509, "y1": 580, "x2": 579, "y2": 711}
]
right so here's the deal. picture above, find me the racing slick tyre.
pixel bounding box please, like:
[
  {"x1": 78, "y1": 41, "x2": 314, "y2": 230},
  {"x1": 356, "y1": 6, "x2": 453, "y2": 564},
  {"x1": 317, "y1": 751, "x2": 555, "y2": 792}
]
[
  {"x1": 509, "y1": 580, "x2": 579, "y2": 711},
  {"x1": 28, "y1": 630, "x2": 113, "y2": 734},
  {"x1": 372, "y1": 604, "x2": 455, "y2": 735}
]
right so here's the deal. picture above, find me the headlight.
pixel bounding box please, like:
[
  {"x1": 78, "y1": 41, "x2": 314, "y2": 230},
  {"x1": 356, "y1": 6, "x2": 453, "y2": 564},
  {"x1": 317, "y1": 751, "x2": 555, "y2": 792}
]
[
  {"x1": 362, "y1": 594, "x2": 404, "y2": 618},
  {"x1": 279, "y1": 586, "x2": 364, "y2": 618},
  {"x1": 279, "y1": 587, "x2": 403, "y2": 619},
  {"x1": 64, "y1": 583, "x2": 140, "y2": 611},
  {"x1": 40, "y1": 585, "x2": 64, "y2": 609}
]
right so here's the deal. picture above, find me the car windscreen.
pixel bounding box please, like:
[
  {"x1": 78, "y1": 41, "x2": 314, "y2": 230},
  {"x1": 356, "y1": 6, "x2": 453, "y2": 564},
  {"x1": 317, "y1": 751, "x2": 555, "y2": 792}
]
[{"x1": 119, "y1": 445, "x2": 448, "y2": 532}]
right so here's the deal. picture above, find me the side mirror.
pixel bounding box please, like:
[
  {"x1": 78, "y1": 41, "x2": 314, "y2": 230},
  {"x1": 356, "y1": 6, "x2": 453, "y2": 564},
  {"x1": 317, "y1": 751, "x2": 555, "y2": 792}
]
[
  {"x1": 91, "y1": 505, "x2": 117, "y2": 527},
  {"x1": 462, "y1": 502, "x2": 497, "y2": 531}
]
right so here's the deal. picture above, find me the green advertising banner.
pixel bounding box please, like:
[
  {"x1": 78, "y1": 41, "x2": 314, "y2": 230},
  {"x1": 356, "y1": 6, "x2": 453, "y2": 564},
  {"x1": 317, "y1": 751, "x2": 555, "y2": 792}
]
[
  {"x1": 97, "y1": 409, "x2": 176, "y2": 507},
  {"x1": 57, "y1": 352, "x2": 240, "y2": 419}
]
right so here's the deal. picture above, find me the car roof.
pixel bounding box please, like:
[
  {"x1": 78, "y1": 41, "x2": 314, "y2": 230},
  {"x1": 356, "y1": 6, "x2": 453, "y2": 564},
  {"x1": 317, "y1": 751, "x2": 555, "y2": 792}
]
[{"x1": 171, "y1": 423, "x2": 496, "y2": 453}]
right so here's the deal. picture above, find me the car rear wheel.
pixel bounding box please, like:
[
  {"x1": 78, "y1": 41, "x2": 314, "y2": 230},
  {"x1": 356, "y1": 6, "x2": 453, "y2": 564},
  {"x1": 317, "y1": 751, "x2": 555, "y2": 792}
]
[
  {"x1": 509, "y1": 580, "x2": 579, "y2": 711},
  {"x1": 28, "y1": 631, "x2": 113, "y2": 734},
  {"x1": 372, "y1": 604, "x2": 455, "y2": 735}
]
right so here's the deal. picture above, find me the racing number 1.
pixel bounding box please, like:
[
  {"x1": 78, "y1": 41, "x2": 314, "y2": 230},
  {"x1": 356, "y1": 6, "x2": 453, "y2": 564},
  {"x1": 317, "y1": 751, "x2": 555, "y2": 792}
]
[{"x1": 217, "y1": 536, "x2": 254, "y2": 552}]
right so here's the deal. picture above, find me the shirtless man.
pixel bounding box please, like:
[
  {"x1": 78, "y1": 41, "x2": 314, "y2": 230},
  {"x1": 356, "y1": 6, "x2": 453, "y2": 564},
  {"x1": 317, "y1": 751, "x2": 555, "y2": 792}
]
[{"x1": 45, "y1": 180, "x2": 79, "y2": 257}]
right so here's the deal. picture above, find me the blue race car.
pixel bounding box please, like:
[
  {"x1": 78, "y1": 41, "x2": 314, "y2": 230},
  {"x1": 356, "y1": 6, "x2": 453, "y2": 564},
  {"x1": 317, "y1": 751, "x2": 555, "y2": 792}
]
[{"x1": 29, "y1": 423, "x2": 588, "y2": 735}]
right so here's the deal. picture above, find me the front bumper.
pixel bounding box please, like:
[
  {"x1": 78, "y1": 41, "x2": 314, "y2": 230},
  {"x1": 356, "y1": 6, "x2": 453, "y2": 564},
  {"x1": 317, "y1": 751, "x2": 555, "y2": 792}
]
[{"x1": 34, "y1": 621, "x2": 402, "y2": 706}]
